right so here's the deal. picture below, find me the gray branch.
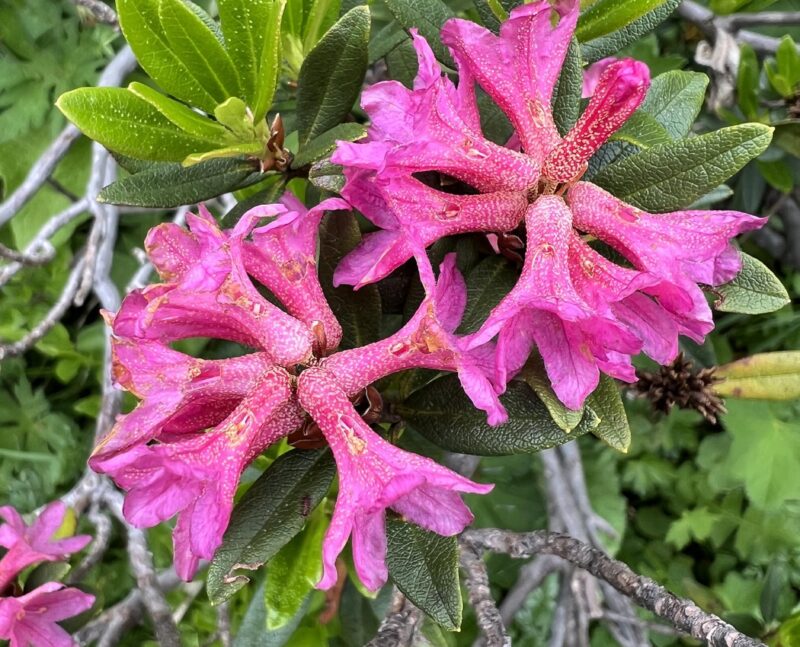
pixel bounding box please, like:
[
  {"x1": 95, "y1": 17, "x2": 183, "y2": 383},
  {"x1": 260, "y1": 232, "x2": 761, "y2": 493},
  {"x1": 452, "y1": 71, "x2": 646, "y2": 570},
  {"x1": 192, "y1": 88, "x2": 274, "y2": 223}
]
[{"x1": 460, "y1": 543, "x2": 511, "y2": 647}]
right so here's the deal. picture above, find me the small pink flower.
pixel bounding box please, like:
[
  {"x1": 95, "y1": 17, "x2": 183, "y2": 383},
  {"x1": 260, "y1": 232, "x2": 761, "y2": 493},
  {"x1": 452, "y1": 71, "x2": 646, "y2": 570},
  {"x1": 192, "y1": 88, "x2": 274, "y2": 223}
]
[
  {"x1": 582, "y1": 57, "x2": 619, "y2": 98},
  {"x1": 240, "y1": 195, "x2": 349, "y2": 350},
  {"x1": 323, "y1": 254, "x2": 507, "y2": 425},
  {"x1": 0, "y1": 503, "x2": 91, "y2": 593},
  {"x1": 297, "y1": 367, "x2": 492, "y2": 591},
  {"x1": 0, "y1": 582, "x2": 94, "y2": 647},
  {"x1": 92, "y1": 367, "x2": 301, "y2": 580}
]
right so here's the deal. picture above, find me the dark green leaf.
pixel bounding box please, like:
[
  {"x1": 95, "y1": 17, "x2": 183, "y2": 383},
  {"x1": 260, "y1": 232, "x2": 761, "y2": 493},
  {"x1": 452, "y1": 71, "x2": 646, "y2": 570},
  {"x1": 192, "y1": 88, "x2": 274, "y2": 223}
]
[
  {"x1": 586, "y1": 375, "x2": 631, "y2": 453},
  {"x1": 384, "y1": 0, "x2": 455, "y2": 67},
  {"x1": 760, "y1": 563, "x2": 786, "y2": 624},
  {"x1": 386, "y1": 519, "x2": 462, "y2": 630},
  {"x1": 386, "y1": 37, "x2": 420, "y2": 89},
  {"x1": 552, "y1": 38, "x2": 582, "y2": 137},
  {"x1": 581, "y1": 0, "x2": 680, "y2": 63},
  {"x1": 773, "y1": 121, "x2": 800, "y2": 157},
  {"x1": 223, "y1": 175, "x2": 288, "y2": 225},
  {"x1": 576, "y1": 0, "x2": 670, "y2": 43},
  {"x1": 207, "y1": 448, "x2": 335, "y2": 605},
  {"x1": 610, "y1": 110, "x2": 671, "y2": 149},
  {"x1": 640, "y1": 70, "x2": 708, "y2": 139},
  {"x1": 158, "y1": 0, "x2": 242, "y2": 104},
  {"x1": 303, "y1": 0, "x2": 343, "y2": 53},
  {"x1": 309, "y1": 159, "x2": 346, "y2": 192},
  {"x1": 318, "y1": 211, "x2": 382, "y2": 349},
  {"x1": 292, "y1": 122, "x2": 367, "y2": 168},
  {"x1": 98, "y1": 157, "x2": 263, "y2": 208},
  {"x1": 232, "y1": 582, "x2": 310, "y2": 647},
  {"x1": 339, "y1": 581, "x2": 390, "y2": 647},
  {"x1": 398, "y1": 377, "x2": 596, "y2": 456},
  {"x1": 117, "y1": 0, "x2": 218, "y2": 113},
  {"x1": 219, "y1": 0, "x2": 286, "y2": 121},
  {"x1": 737, "y1": 44, "x2": 760, "y2": 121},
  {"x1": 715, "y1": 252, "x2": 790, "y2": 315},
  {"x1": 593, "y1": 124, "x2": 773, "y2": 212},
  {"x1": 57, "y1": 87, "x2": 222, "y2": 162},
  {"x1": 296, "y1": 6, "x2": 370, "y2": 145},
  {"x1": 457, "y1": 256, "x2": 518, "y2": 335},
  {"x1": 757, "y1": 159, "x2": 793, "y2": 194}
]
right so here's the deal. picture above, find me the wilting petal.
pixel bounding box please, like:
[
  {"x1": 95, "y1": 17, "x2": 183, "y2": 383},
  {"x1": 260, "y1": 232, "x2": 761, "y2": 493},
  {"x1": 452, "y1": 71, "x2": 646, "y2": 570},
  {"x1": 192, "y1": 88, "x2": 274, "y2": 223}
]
[
  {"x1": 241, "y1": 195, "x2": 348, "y2": 350},
  {"x1": 544, "y1": 59, "x2": 650, "y2": 182},
  {"x1": 297, "y1": 367, "x2": 492, "y2": 592},
  {"x1": 442, "y1": 1, "x2": 578, "y2": 159}
]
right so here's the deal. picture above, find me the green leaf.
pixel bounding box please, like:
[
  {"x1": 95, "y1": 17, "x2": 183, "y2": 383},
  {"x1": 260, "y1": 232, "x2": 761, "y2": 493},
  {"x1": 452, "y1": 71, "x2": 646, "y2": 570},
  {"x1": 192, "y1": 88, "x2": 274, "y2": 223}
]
[
  {"x1": 207, "y1": 448, "x2": 335, "y2": 605},
  {"x1": 233, "y1": 582, "x2": 310, "y2": 647},
  {"x1": 219, "y1": 0, "x2": 286, "y2": 121},
  {"x1": 640, "y1": 70, "x2": 708, "y2": 139},
  {"x1": 398, "y1": 377, "x2": 596, "y2": 456},
  {"x1": 714, "y1": 252, "x2": 790, "y2": 315},
  {"x1": 580, "y1": 0, "x2": 680, "y2": 63},
  {"x1": 384, "y1": 0, "x2": 454, "y2": 67},
  {"x1": 309, "y1": 159, "x2": 346, "y2": 192},
  {"x1": 303, "y1": 0, "x2": 342, "y2": 53},
  {"x1": 715, "y1": 352, "x2": 800, "y2": 401},
  {"x1": 158, "y1": 0, "x2": 242, "y2": 105},
  {"x1": 609, "y1": 110, "x2": 671, "y2": 148},
  {"x1": 737, "y1": 44, "x2": 760, "y2": 120},
  {"x1": 318, "y1": 211, "x2": 382, "y2": 349},
  {"x1": 756, "y1": 159, "x2": 793, "y2": 193},
  {"x1": 772, "y1": 121, "x2": 800, "y2": 157},
  {"x1": 292, "y1": 122, "x2": 367, "y2": 168},
  {"x1": 214, "y1": 97, "x2": 257, "y2": 141},
  {"x1": 296, "y1": 6, "x2": 370, "y2": 145},
  {"x1": 127, "y1": 82, "x2": 230, "y2": 143},
  {"x1": 98, "y1": 157, "x2": 262, "y2": 208},
  {"x1": 117, "y1": 0, "x2": 217, "y2": 113},
  {"x1": 552, "y1": 38, "x2": 582, "y2": 137},
  {"x1": 457, "y1": 256, "x2": 518, "y2": 335},
  {"x1": 522, "y1": 358, "x2": 589, "y2": 434},
  {"x1": 386, "y1": 519, "x2": 462, "y2": 631},
  {"x1": 56, "y1": 88, "x2": 222, "y2": 162},
  {"x1": 264, "y1": 506, "x2": 327, "y2": 630},
  {"x1": 576, "y1": 0, "x2": 670, "y2": 43},
  {"x1": 586, "y1": 375, "x2": 631, "y2": 453},
  {"x1": 593, "y1": 124, "x2": 773, "y2": 212}
]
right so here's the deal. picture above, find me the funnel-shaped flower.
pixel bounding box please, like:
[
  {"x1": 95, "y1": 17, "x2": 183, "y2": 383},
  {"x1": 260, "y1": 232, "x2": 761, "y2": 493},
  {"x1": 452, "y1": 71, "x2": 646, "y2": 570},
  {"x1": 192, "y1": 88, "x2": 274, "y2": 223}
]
[
  {"x1": 91, "y1": 336, "x2": 276, "y2": 463},
  {"x1": 297, "y1": 367, "x2": 492, "y2": 592},
  {"x1": 0, "y1": 582, "x2": 94, "y2": 647},
  {"x1": 324, "y1": 254, "x2": 507, "y2": 425},
  {"x1": 0, "y1": 502, "x2": 91, "y2": 592},
  {"x1": 241, "y1": 195, "x2": 348, "y2": 350},
  {"x1": 92, "y1": 367, "x2": 300, "y2": 580},
  {"x1": 120, "y1": 206, "x2": 313, "y2": 366}
]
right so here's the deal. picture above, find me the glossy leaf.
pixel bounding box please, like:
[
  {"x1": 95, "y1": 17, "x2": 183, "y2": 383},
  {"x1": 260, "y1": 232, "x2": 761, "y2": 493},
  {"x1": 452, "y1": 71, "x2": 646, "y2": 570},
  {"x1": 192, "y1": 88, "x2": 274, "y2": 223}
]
[
  {"x1": 715, "y1": 252, "x2": 790, "y2": 315},
  {"x1": 386, "y1": 519, "x2": 462, "y2": 630},
  {"x1": 398, "y1": 377, "x2": 596, "y2": 456},
  {"x1": 715, "y1": 352, "x2": 800, "y2": 401},
  {"x1": 593, "y1": 124, "x2": 773, "y2": 212},
  {"x1": 56, "y1": 87, "x2": 222, "y2": 161},
  {"x1": 98, "y1": 157, "x2": 263, "y2": 208},
  {"x1": 318, "y1": 211, "x2": 382, "y2": 349},
  {"x1": 384, "y1": 0, "x2": 455, "y2": 67},
  {"x1": 586, "y1": 375, "x2": 631, "y2": 453},
  {"x1": 207, "y1": 448, "x2": 335, "y2": 605},
  {"x1": 576, "y1": 0, "x2": 670, "y2": 43},
  {"x1": 296, "y1": 6, "x2": 370, "y2": 145},
  {"x1": 219, "y1": 0, "x2": 286, "y2": 121},
  {"x1": 640, "y1": 70, "x2": 708, "y2": 139}
]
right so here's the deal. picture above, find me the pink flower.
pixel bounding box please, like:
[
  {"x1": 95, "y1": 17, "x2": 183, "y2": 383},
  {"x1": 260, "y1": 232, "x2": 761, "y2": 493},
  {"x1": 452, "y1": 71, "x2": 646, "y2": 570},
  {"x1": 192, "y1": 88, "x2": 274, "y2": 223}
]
[
  {"x1": 92, "y1": 367, "x2": 301, "y2": 580},
  {"x1": 120, "y1": 206, "x2": 314, "y2": 366},
  {"x1": 0, "y1": 503, "x2": 91, "y2": 593},
  {"x1": 240, "y1": 195, "x2": 349, "y2": 350},
  {"x1": 297, "y1": 367, "x2": 492, "y2": 591},
  {"x1": 0, "y1": 583, "x2": 94, "y2": 647},
  {"x1": 582, "y1": 57, "x2": 618, "y2": 98},
  {"x1": 323, "y1": 254, "x2": 508, "y2": 425}
]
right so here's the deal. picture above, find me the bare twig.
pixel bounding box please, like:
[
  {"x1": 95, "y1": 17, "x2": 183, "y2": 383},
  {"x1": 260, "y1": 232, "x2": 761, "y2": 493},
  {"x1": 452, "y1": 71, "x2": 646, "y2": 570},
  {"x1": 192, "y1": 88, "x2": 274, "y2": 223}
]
[
  {"x1": 68, "y1": 501, "x2": 113, "y2": 584},
  {"x1": 723, "y1": 11, "x2": 800, "y2": 28},
  {"x1": 366, "y1": 589, "x2": 423, "y2": 647},
  {"x1": 463, "y1": 529, "x2": 765, "y2": 647},
  {"x1": 460, "y1": 543, "x2": 511, "y2": 647},
  {"x1": 216, "y1": 602, "x2": 232, "y2": 647}
]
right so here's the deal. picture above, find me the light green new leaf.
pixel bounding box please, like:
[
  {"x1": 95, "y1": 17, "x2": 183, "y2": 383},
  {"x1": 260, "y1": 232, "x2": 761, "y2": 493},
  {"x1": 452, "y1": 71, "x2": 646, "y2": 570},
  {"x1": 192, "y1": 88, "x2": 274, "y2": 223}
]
[
  {"x1": 576, "y1": 0, "x2": 670, "y2": 43},
  {"x1": 586, "y1": 375, "x2": 631, "y2": 453},
  {"x1": 296, "y1": 6, "x2": 370, "y2": 145},
  {"x1": 386, "y1": 519, "x2": 462, "y2": 631},
  {"x1": 117, "y1": 0, "x2": 219, "y2": 112},
  {"x1": 640, "y1": 70, "x2": 708, "y2": 139},
  {"x1": 303, "y1": 0, "x2": 342, "y2": 53},
  {"x1": 158, "y1": 0, "x2": 242, "y2": 105},
  {"x1": 56, "y1": 87, "x2": 222, "y2": 161},
  {"x1": 127, "y1": 82, "x2": 231, "y2": 144},
  {"x1": 384, "y1": 0, "x2": 454, "y2": 67},
  {"x1": 214, "y1": 97, "x2": 256, "y2": 141},
  {"x1": 737, "y1": 44, "x2": 761, "y2": 120},
  {"x1": 219, "y1": 0, "x2": 286, "y2": 121},
  {"x1": 715, "y1": 252, "x2": 790, "y2": 315},
  {"x1": 593, "y1": 123, "x2": 773, "y2": 212},
  {"x1": 264, "y1": 507, "x2": 327, "y2": 630},
  {"x1": 715, "y1": 352, "x2": 800, "y2": 401}
]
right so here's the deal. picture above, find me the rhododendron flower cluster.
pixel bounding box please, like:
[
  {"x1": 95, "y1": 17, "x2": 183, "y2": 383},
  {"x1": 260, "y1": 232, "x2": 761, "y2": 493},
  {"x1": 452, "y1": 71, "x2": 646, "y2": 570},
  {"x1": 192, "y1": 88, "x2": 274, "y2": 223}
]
[
  {"x1": 88, "y1": 0, "x2": 767, "y2": 596},
  {"x1": 92, "y1": 198, "x2": 493, "y2": 590},
  {"x1": 0, "y1": 502, "x2": 94, "y2": 647},
  {"x1": 332, "y1": 0, "x2": 765, "y2": 409}
]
